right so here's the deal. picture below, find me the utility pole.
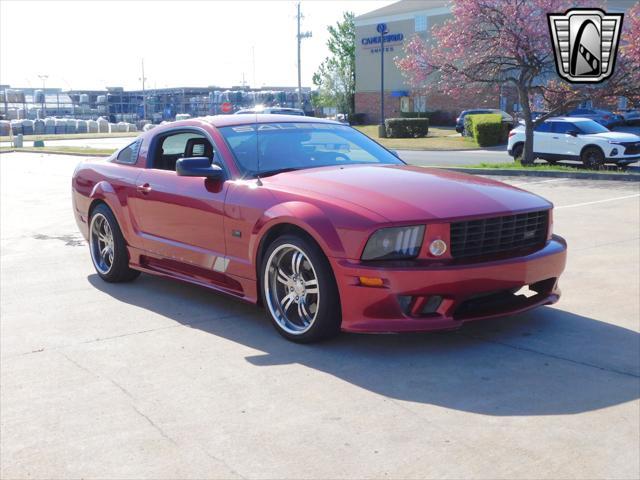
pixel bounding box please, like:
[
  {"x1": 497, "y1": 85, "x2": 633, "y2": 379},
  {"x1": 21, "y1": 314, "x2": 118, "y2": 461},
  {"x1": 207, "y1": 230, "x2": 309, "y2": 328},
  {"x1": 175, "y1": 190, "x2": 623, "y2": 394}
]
[
  {"x1": 296, "y1": 2, "x2": 312, "y2": 110},
  {"x1": 37, "y1": 74, "x2": 48, "y2": 118},
  {"x1": 252, "y1": 45, "x2": 256, "y2": 89},
  {"x1": 139, "y1": 59, "x2": 147, "y2": 121}
]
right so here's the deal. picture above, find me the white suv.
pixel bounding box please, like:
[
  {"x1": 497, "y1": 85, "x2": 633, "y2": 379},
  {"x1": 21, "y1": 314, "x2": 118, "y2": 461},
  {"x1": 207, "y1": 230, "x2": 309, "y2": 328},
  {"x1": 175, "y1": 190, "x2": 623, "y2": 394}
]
[{"x1": 507, "y1": 117, "x2": 640, "y2": 167}]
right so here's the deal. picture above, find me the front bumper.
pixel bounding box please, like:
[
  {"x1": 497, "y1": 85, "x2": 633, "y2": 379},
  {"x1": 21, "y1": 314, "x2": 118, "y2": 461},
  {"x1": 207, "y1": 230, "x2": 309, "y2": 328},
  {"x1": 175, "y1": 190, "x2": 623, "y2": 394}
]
[
  {"x1": 607, "y1": 154, "x2": 640, "y2": 164},
  {"x1": 330, "y1": 235, "x2": 567, "y2": 333}
]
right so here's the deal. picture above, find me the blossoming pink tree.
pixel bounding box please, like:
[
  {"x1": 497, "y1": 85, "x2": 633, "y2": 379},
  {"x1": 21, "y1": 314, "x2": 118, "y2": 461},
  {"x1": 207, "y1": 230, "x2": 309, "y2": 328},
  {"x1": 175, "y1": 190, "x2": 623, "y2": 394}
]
[{"x1": 396, "y1": 0, "x2": 640, "y2": 164}]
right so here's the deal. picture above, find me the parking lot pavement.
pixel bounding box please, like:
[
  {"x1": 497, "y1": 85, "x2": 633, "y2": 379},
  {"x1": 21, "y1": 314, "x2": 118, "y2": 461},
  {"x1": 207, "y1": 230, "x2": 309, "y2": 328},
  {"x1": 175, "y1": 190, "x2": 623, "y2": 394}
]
[{"x1": 1, "y1": 152, "x2": 639, "y2": 479}]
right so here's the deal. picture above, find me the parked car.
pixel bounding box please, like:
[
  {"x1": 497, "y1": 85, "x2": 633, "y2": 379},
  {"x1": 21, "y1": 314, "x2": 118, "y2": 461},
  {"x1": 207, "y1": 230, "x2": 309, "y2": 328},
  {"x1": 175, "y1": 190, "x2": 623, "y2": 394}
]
[
  {"x1": 508, "y1": 117, "x2": 640, "y2": 167},
  {"x1": 515, "y1": 111, "x2": 549, "y2": 123},
  {"x1": 455, "y1": 109, "x2": 513, "y2": 134},
  {"x1": 566, "y1": 108, "x2": 622, "y2": 128},
  {"x1": 619, "y1": 109, "x2": 640, "y2": 126},
  {"x1": 73, "y1": 115, "x2": 566, "y2": 343},
  {"x1": 235, "y1": 107, "x2": 305, "y2": 116}
]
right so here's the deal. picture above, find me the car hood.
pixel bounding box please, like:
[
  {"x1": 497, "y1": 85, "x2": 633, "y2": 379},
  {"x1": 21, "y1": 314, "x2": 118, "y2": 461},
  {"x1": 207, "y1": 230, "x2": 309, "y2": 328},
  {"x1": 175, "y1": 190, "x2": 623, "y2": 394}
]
[
  {"x1": 586, "y1": 132, "x2": 640, "y2": 142},
  {"x1": 264, "y1": 165, "x2": 552, "y2": 222}
]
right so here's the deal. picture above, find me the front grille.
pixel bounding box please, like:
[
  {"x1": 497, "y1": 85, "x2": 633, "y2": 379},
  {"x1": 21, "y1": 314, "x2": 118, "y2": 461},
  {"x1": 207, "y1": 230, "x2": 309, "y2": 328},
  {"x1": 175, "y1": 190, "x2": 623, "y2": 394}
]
[
  {"x1": 621, "y1": 142, "x2": 640, "y2": 155},
  {"x1": 450, "y1": 210, "x2": 549, "y2": 259}
]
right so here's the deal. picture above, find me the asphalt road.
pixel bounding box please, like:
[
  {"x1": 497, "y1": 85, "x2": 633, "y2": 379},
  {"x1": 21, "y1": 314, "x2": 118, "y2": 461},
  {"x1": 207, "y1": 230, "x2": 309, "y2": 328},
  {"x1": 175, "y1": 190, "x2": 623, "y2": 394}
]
[
  {"x1": 398, "y1": 146, "x2": 511, "y2": 165},
  {"x1": 1, "y1": 152, "x2": 639, "y2": 479}
]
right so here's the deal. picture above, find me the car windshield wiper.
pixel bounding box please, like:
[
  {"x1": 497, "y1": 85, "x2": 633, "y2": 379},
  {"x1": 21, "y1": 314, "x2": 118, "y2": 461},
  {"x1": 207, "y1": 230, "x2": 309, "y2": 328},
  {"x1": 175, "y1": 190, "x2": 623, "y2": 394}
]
[{"x1": 254, "y1": 167, "x2": 301, "y2": 178}]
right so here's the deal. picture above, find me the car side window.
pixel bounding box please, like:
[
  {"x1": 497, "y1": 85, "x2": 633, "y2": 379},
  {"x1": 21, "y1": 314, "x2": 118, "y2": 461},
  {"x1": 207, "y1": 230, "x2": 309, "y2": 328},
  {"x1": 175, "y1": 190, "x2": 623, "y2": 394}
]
[
  {"x1": 152, "y1": 132, "x2": 215, "y2": 171},
  {"x1": 535, "y1": 122, "x2": 552, "y2": 132},
  {"x1": 552, "y1": 122, "x2": 575, "y2": 134},
  {"x1": 114, "y1": 140, "x2": 140, "y2": 165}
]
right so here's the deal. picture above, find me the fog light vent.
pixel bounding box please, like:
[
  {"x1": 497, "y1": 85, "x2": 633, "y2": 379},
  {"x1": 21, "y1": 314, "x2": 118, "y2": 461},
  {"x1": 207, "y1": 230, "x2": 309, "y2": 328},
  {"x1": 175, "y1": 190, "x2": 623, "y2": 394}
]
[
  {"x1": 398, "y1": 295, "x2": 412, "y2": 314},
  {"x1": 421, "y1": 295, "x2": 443, "y2": 314}
]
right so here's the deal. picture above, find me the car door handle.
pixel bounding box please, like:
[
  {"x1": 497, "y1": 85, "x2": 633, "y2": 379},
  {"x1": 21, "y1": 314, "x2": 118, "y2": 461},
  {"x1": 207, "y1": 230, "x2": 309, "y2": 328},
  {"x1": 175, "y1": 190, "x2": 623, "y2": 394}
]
[
  {"x1": 552, "y1": 136, "x2": 559, "y2": 139},
  {"x1": 137, "y1": 183, "x2": 152, "y2": 194}
]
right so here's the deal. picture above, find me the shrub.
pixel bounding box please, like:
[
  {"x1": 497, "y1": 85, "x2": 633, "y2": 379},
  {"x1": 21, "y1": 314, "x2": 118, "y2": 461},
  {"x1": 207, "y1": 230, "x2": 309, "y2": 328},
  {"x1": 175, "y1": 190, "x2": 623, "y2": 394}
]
[
  {"x1": 465, "y1": 113, "x2": 508, "y2": 146},
  {"x1": 384, "y1": 118, "x2": 429, "y2": 138},
  {"x1": 399, "y1": 110, "x2": 456, "y2": 126}
]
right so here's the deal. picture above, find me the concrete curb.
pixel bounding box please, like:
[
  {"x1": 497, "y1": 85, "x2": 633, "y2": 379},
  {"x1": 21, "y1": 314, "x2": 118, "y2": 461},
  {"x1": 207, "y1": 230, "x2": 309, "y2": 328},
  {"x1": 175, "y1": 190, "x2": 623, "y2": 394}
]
[
  {"x1": 432, "y1": 166, "x2": 640, "y2": 182},
  {"x1": 0, "y1": 149, "x2": 111, "y2": 157}
]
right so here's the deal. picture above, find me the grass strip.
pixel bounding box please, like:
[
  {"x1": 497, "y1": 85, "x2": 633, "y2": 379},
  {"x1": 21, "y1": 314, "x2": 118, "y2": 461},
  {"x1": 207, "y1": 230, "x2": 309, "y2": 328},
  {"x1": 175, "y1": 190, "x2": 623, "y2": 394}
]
[
  {"x1": 354, "y1": 125, "x2": 480, "y2": 150},
  {"x1": 0, "y1": 146, "x2": 115, "y2": 156},
  {"x1": 0, "y1": 132, "x2": 139, "y2": 142}
]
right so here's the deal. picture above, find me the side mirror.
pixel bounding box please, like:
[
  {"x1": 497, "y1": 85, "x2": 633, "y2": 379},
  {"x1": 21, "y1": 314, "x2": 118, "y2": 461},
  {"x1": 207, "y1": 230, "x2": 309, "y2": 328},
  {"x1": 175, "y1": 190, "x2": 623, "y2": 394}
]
[
  {"x1": 567, "y1": 130, "x2": 579, "y2": 137},
  {"x1": 176, "y1": 157, "x2": 224, "y2": 179}
]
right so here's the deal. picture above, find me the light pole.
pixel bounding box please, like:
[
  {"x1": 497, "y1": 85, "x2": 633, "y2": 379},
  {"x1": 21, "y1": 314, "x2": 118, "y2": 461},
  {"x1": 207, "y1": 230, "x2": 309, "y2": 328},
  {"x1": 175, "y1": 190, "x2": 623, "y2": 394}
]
[
  {"x1": 377, "y1": 23, "x2": 388, "y2": 138},
  {"x1": 37, "y1": 74, "x2": 48, "y2": 118},
  {"x1": 139, "y1": 59, "x2": 147, "y2": 121},
  {"x1": 296, "y1": 2, "x2": 312, "y2": 110}
]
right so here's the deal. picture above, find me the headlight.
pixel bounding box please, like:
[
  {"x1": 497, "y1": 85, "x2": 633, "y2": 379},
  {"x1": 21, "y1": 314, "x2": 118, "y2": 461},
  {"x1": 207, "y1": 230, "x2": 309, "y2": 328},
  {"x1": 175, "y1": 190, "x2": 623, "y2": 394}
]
[
  {"x1": 361, "y1": 225, "x2": 425, "y2": 260},
  {"x1": 608, "y1": 140, "x2": 622, "y2": 145}
]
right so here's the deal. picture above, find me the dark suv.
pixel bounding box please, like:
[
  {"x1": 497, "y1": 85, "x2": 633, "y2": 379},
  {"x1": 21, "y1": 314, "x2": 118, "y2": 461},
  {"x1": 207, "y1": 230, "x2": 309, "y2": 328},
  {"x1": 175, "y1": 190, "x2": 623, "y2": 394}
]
[{"x1": 456, "y1": 109, "x2": 514, "y2": 134}]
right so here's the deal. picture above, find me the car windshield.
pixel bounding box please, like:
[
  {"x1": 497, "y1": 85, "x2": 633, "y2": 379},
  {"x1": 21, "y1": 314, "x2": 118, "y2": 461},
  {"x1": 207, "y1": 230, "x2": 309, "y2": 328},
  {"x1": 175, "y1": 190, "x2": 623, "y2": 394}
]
[
  {"x1": 575, "y1": 120, "x2": 609, "y2": 134},
  {"x1": 220, "y1": 122, "x2": 404, "y2": 177}
]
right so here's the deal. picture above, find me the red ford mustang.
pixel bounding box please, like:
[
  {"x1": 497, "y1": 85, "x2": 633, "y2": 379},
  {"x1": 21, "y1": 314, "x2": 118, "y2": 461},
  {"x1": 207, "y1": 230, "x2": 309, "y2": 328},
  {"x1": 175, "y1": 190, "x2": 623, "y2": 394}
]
[{"x1": 72, "y1": 115, "x2": 567, "y2": 342}]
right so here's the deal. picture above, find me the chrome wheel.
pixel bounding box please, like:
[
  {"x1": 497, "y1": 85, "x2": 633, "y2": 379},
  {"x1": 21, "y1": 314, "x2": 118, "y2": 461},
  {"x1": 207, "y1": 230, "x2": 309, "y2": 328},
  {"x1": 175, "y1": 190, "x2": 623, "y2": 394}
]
[
  {"x1": 264, "y1": 244, "x2": 320, "y2": 335},
  {"x1": 89, "y1": 213, "x2": 114, "y2": 274}
]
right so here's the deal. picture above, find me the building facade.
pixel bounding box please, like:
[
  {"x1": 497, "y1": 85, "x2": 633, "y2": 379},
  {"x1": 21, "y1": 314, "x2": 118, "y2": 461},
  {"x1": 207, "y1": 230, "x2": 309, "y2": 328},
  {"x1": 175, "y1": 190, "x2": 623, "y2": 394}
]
[
  {"x1": 355, "y1": 0, "x2": 634, "y2": 124},
  {"x1": 355, "y1": 1, "x2": 453, "y2": 123},
  {"x1": 0, "y1": 85, "x2": 314, "y2": 124}
]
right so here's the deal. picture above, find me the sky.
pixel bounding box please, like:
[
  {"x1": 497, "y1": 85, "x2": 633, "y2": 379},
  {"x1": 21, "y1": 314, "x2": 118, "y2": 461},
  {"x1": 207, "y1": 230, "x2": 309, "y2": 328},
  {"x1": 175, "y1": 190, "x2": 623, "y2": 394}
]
[{"x1": 0, "y1": 0, "x2": 394, "y2": 91}]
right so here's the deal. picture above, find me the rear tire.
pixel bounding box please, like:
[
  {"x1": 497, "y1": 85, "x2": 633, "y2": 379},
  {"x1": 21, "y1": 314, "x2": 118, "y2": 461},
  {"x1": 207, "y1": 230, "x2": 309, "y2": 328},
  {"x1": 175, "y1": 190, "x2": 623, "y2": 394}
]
[
  {"x1": 581, "y1": 146, "x2": 605, "y2": 169},
  {"x1": 260, "y1": 234, "x2": 341, "y2": 343},
  {"x1": 512, "y1": 143, "x2": 523, "y2": 161},
  {"x1": 89, "y1": 204, "x2": 140, "y2": 283}
]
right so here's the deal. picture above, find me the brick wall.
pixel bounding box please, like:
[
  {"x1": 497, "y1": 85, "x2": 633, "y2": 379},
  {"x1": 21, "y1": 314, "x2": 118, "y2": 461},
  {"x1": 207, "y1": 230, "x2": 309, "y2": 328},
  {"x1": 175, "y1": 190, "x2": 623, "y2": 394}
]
[
  {"x1": 355, "y1": 92, "x2": 402, "y2": 124},
  {"x1": 355, "y1": 90, "x2": 502, "y2": 124}
]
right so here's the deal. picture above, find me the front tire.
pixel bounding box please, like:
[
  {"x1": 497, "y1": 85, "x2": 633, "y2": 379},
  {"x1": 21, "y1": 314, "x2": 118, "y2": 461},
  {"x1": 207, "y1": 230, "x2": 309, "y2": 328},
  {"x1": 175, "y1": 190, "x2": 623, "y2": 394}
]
[
  {"x1": 89, "y1": 204, "x2": 140, "y2": 283},
  {"x1": 260, "y1": 234, "x2": 341, "y2": 343},
  {"x1": 511, "y1": 143, "x2": 523, "y2": 161},
  {"x1": 581, "y1": 146, "x2": 605, "y2": 169}
]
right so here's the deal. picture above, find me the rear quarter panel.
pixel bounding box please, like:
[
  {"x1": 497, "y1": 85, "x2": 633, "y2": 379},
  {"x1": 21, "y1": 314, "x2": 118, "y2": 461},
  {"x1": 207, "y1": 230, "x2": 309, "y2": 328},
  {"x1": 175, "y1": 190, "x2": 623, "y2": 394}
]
[{"x1": 72, "y1": 158, "x2": 142, "y2": 247}]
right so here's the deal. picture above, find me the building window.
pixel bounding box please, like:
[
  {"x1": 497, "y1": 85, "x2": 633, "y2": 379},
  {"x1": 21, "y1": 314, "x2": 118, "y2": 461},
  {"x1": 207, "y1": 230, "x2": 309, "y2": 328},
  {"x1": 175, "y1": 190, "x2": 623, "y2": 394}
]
[
  {"x1": 400, "y1": 96, "x2": 410, "y2": 113},
  {"x1": 415, "y1": 15, "x2": 427, "y2": 32},
  {"x1": 414, "y1": 95, "x2": 427, "y2": 113},
  {"x1": 618, "y1": 97, "x2": 628, "y2": 110}
]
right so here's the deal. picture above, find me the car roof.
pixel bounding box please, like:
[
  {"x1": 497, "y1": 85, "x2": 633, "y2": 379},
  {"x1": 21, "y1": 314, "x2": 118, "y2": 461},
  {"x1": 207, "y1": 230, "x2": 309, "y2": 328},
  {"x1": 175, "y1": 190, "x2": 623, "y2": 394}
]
[
  {"x1": 169, "y1": 114, "x2": 340, "y2": 128},
  {"x1": 542, "y1": 116, "x2": 592, "y2": 122}
]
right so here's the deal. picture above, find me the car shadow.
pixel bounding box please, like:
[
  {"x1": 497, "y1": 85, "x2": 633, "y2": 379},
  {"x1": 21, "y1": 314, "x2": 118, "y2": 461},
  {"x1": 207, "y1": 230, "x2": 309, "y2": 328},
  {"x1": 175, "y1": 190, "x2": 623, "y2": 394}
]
[{"x1": 88, "y1": 273, "x2": 640, "y2": 417}]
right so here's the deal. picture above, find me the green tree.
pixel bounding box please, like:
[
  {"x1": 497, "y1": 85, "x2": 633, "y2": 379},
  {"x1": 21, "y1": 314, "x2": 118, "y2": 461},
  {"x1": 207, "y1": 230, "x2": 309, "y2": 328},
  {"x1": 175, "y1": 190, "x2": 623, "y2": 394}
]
[{"x1": 312, "y1": 12, "x2": 355, "y2": 116}]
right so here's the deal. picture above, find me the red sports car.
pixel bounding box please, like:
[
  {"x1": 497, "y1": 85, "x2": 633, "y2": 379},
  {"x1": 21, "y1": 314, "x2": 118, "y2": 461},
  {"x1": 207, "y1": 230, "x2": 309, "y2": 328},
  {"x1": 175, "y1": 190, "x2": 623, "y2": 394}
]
[{"x1": 72, "y1": 115, "x2": 567, "y2": 342}]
